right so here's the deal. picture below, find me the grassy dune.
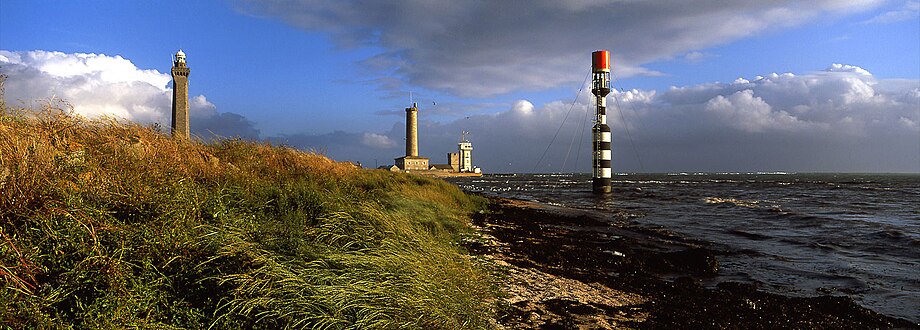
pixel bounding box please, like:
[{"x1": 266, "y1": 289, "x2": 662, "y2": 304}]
[{"x1": 0, "y1": 96, "x2": 496, "y2": 328}]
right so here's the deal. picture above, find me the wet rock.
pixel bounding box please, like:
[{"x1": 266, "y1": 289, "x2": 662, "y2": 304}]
[
  {"x1": 663, "y1": 248, "x2": 719, "y2": 276},
  {"x1": 472, "y1": 198, "x2": 915, "y2": 329}
]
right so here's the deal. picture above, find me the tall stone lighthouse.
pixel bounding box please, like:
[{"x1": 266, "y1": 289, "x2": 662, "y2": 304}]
[
  {"x1": 171, "y1": 49, "x2": 190, "y2": 139},
  {"x1": 406, "y1": 103, "x2": 419, "y2": 157},
  {"x1": 395, "y1": 102, "x2": 429, "y2": 171}
]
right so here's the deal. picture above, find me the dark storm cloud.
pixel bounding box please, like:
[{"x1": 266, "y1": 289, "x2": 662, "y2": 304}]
[{"x1": 237, "y1": 0, "x2": 881, "y2": 97}]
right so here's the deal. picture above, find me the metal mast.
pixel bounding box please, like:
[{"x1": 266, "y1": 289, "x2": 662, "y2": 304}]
[{"x1": 592, "y1": 50, "x2": 612, "y2": 194}]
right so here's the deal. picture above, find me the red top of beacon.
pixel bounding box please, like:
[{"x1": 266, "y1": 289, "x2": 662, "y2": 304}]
[{"x1": 592, "y1": 50, "x2": 610, "y2": 73}]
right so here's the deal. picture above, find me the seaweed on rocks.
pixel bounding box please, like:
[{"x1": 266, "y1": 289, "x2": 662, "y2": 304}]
[{"x1": 469, "y1": 198, "x2": 916, "y2": 329}]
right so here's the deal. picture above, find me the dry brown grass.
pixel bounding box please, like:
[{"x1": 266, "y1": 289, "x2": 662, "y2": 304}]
[{"x1": 0, "y1": 84, "x2": 495, "y2": 329}]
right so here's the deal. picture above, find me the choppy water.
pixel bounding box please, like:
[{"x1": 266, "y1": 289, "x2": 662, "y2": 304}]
[{"x1": 447, "y1": 173, "x2": 920, "y2": 323}]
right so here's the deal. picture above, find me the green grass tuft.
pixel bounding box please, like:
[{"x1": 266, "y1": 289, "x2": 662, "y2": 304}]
[{"x1": 0, "y1": 84, "x2": 495, "y2": 329}]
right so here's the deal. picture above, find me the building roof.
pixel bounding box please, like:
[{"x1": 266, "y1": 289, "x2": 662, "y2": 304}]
[{"x1": 430, "y1": 164, "x2": 455, "y2": 170}]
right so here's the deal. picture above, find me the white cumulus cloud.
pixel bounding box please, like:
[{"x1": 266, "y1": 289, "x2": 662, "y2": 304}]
[
  {"x1": 705, "y1": 89, "x2": 810, "y2": 132},
  {"x1": 361, "y1": 132, "x2": 397, "y2": 149},
  {"x1": 825, "y1": 63, "x2": 873, "y2": 76},
  {"x1": 511, "y1": 100, "x2": 535, "y2": 115}
]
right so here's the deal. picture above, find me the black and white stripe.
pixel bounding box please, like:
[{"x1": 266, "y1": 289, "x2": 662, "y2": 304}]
[{"x1": 592, "y1": 88, "x2": 612, "y2": 193}]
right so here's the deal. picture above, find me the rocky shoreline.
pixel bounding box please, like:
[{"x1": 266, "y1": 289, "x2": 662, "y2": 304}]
[{"x1": 465, "y1": 198, "x2": 916, "y2": 329}]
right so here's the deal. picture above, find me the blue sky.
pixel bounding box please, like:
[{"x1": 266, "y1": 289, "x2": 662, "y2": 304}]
[
  {"x1": 1, "y1": 1, "x2": 394, "y2": 133},
  {"x1": 2, "y1": 0, "x2": 918, "y2": 172}
]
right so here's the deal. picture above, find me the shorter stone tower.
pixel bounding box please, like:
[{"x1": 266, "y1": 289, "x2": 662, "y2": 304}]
[
  {"x1": 171, "y1": 49, "x2": 190, "y2": 139},
  {"x1": 448, "y1": 152, "x2": 460, "y2": 172}
]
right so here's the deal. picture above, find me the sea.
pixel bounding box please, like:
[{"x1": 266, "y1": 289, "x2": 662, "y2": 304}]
[{"x1": 446, "y1": 173, "x2": 920, "y2": 323}]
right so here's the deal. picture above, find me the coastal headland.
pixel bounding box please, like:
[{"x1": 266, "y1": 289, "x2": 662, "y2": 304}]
[
  {"x1": 469, "y1": 197, "x2": 916, "y2": 328},
  {"x1": 2, "y1": 98, "x2": 914, "y2": 328}
]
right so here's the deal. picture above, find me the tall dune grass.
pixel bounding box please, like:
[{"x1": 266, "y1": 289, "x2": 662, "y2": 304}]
[{"x1": 0, "y1": 85, "x2": 495, "y2": 328}]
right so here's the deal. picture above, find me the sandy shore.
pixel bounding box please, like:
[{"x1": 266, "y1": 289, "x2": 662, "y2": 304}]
[{"x1": 465, "y1": 198, "x2": 916, "y2": 329}]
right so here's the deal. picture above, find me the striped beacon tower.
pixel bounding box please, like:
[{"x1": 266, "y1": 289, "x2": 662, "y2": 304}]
[{"x1": 592, "y1": 50, "x2": 612, "y2": 194}]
